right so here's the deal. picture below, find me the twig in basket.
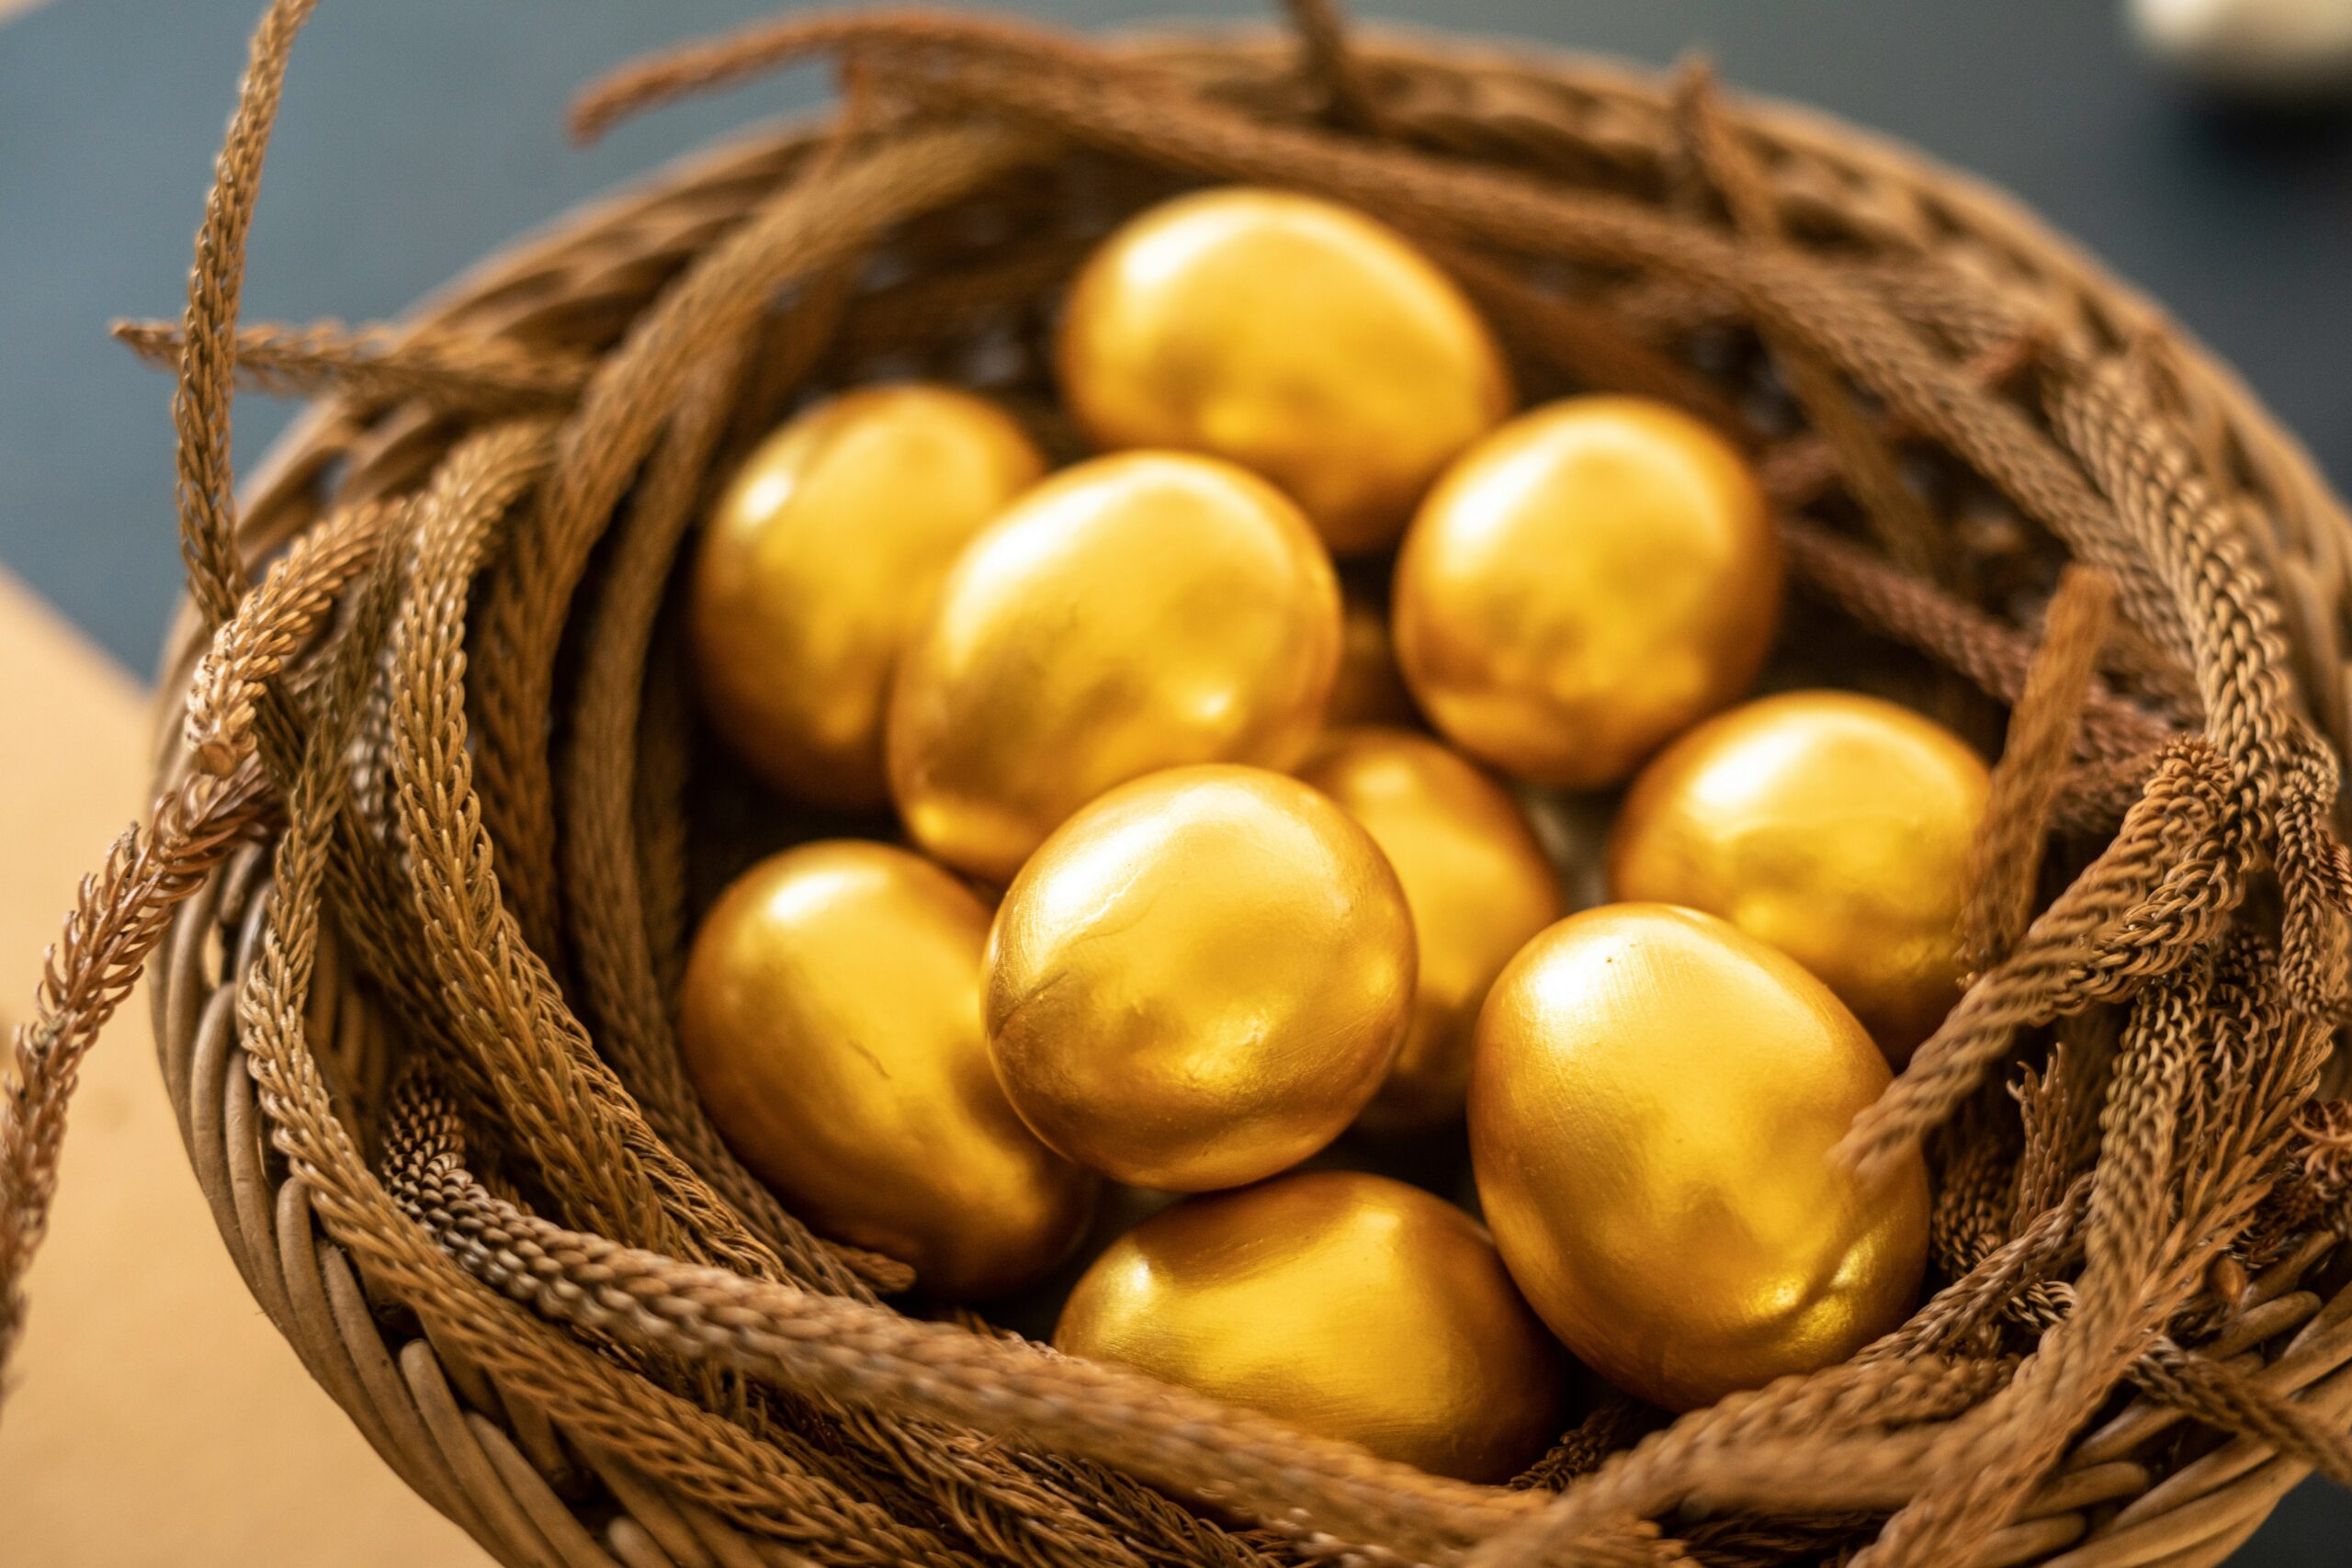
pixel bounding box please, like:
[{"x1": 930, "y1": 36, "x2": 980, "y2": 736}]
[
  {"x1": 1875, "y1": 1177, "x2": 2092, "y2": 1360},
  {"x1": 2129, "y1": 1337, "x2": 2352, "y2": 1489},
  {"x1": 1961, "y1": 567, "x2": 2119, "y2": 975},
  {"x1": 827, "y1": 234, "x2": 1094, "y2": 360},
  {"x1": 3, "y1": 0, "x2": 402, "y2": 1378},
  {"x1": 1755, "y1": 314, "x2": 2206, "y2": 731},
  {"x1": 2010, "y1": 1020, "x2": 2109, "y2": 1228},
  {"x1": 1755, "y1": 326, "x2": 2052, "y2": 512},
  {"x1": 1512, "y1": 1392, "x2": 1652, "y2": 1493},
  {"x1": 1281, "y1": 0, "x2": 1379, "y2": 130},
  {"x1": 1, "y1": 380, "x2": 415, "y2": 1406},
  {"x1": 1779, "y1": 518, "x2": 2167, "y2": 761},
  {"x1": 2276, "y1": 726, "x2": 2352, "y2": 1010},
  {"x1": 117, "y1": 318, "x2": 593, "y2": 417},
  {"x1": 715, "y1": 55, "x2": 886, "y2": 468},
  {"x1": 1836, "y1": 738, "x2": 2239, "y2": 1186},
  {"x1": 1863, "y1": 969, "x2": 2216, "y2": 1568},
  {"x1": 0, "y1": 761, "x2": 272, "y2": 1407},
  {"x1": 376, "y1": 1075, "x2": 1629, "y2": 1566},
  {"x1": 175, "y1": 0, "x2": 324, "y2": 631},
  {"x1": 1459, "y1": 1357, "x2": 2001, "y2": 1566},
  {"x1": 389, "y1": 418, "x2": 724, "y2": 1271},
  {"x1": 182, "y1": 495, "x2": 406, "y2": 775},
  {"x1": 1429, "y1": 242, "x2": 1751, "y2": 434},
  {"x1": 557, "y1": 329, "x2": 914, "y2": 1298},
  {"x1": 1675, "y1": 60, "x2": 1946, "y2": 579},
  {"x1": 1894, "y1": 927, "x2": 2334, "y2": 1565},
  {"x1": 570, "y1": 8, "x2": 1172, "y2": 146}
]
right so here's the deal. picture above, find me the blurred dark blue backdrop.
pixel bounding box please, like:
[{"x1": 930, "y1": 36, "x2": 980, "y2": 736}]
[{"x1": 0, "y1": 2, "x2": 2344, "y2": 1561}]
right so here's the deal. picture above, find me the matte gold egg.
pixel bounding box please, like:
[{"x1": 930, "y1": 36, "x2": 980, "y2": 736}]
[
  {"x1": 1054, "y1": 1170, "x2": 1568, "y2": 1481},
  {"x1": 1469, "y1": 903, "x2": 1929, "y2": 1410},
  {"x1": 986, "y1": 765, "x2": 1414, "y2": 1190},
  {"x1": 1609, "y1": 691, "x2": 1991, "y2": 1062},
  {"x1": 1394, "y1": 396, "x2": 1781, "y2": 787},
  {"x1": 679, "y1": 840, "x2": 1095, "y2": 1299},
  {"x1": 1057, "y1": 187, "x2": 1513, "y2": 555},
  {"x1": 1329, "y1": 590, "x2": 1419, "y2": 727},
  {"x1": 688, "y1": 385, "x2": 1045, "y2": 806},
  {"x1": 1298, "y1": 728, "x2": 1565, "y2": 1129},
  {"x1": 888, "y1": 452, "x2": 1342, "y2": 884}
]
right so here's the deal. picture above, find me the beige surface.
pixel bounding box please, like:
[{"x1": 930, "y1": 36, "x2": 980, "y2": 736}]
[{"x1": 0, "y1": 567, "x2": 484, "y2": 1565}]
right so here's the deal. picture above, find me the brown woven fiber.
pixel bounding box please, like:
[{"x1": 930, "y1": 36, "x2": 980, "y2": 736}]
[{"x1": 8, "y1": 0, "x2": 2352, "y2": 1562}]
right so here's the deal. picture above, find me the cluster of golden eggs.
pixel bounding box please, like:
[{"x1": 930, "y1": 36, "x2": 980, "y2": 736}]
[{"x1": 678, "y1": 186, "x2": 1989, "y2": 1479}]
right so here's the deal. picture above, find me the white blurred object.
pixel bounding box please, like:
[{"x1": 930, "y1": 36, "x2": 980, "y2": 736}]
[{"x1": 2132, "y1": 0, "x2": 2352, "y2": 97}]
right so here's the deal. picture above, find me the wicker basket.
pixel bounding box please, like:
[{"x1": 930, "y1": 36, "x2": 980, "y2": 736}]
[{"x1": 17, "y1": 1, "x2": 2348, "y2": 1564}]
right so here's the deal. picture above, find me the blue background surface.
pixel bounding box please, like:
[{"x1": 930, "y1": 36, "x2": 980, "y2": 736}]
[{"x1": 1, "y1": 1, "x2": 2345, "y2": 1558}]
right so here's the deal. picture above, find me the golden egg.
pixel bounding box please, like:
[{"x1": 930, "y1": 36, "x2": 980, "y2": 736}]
[
  {"x1": 1469, "y1": 903, "x2": 1928, "y2": 1410},
  {"x1": 986, "y1": 765, "x2": 1414, "y2": 1190},
  {"x1": 888, "y1": 452, "x2": 1341, "y2": 883},
  {"x1": 1609, "y1": 691, "x2": 1990, "y2": 1063},
  {"x1": 679, "y1": 840, "x2": 1095, "y2": 1299},
  {"x1": 1054, "y1": 1170, "x2": 1568, "y2": 1481},
  {"x1": 688, "y1": 385, "x2": 1046, "y2": 806},
  {"x1": 1057, "y1": 187, "x2": 1513, "y2": 555},
  {"x1": 1297, "y1": 728, "x2": 1564, "y2": 1129},
  {"x1": 1329, "y1": 590, "x2": 1419, "y2": 727},
  {"x1": 1393, "y1": 396, "x2": 1781, "y2": 787}
]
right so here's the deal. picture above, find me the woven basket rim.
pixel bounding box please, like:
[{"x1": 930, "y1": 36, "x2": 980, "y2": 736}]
[{"x1": 140, "y1": 17, "x2": 2352, "y2": 1568}]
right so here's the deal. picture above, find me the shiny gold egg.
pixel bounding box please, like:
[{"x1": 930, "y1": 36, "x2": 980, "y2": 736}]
[
  {"x1": 688, "y1": 385, "x2": 1046, "y2": 806},
  {"x1": 888, "y1": 452, "x2": 1342, "y2": 883},
  {"x1": 986, "y1": 765, "x2": 1414, "y2": 1190},
  {"x1": 1297, "y1": 728, "x2": 1565, "y2": 1129},
  {"x1": 1393, "y1": 396, "x2": 1781, "y2": 787},
  {"x1": 1469, "y1": 903, "x2": 1929, "y2": 1410},
  {"x1": 1609, "y1": 691, "x2": 1991, "y2": 1062},
  {"x1": 1054, "y1": 1169, "x2": 1568, "y2": 1481},
  {"x1": 1329, "y1": 590, "x2": 1419, "y2": 728},
  {"x1": 679, "y1": 840, "x2": 1096, "y2": 1299},
  {"x1": 1057, "y1": 187, "x2": 1513, "y2": 555}
]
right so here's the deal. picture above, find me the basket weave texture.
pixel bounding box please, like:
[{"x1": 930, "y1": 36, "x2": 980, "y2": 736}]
[{"x1": 7, "y1": 2, "x2": 2352, "y2": 1565}]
